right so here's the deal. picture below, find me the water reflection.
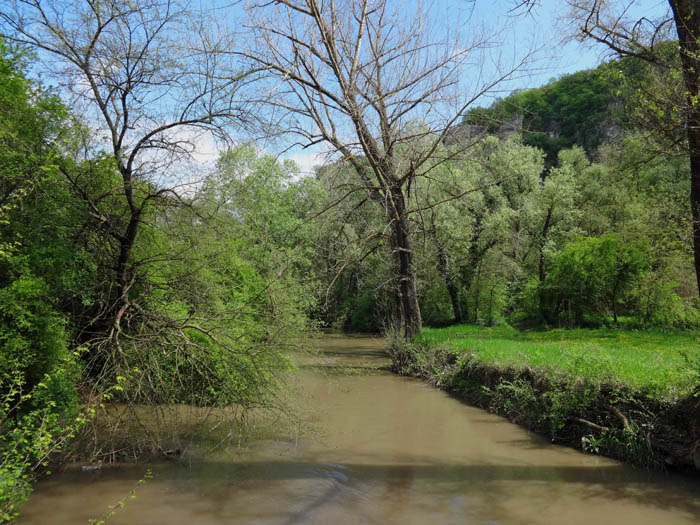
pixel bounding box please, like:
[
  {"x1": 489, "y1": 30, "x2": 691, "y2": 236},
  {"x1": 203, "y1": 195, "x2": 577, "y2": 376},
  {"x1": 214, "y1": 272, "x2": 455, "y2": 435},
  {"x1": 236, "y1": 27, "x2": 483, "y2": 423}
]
[{"x1": 16, "y1": 335, "x2": 700, "y2": 525}]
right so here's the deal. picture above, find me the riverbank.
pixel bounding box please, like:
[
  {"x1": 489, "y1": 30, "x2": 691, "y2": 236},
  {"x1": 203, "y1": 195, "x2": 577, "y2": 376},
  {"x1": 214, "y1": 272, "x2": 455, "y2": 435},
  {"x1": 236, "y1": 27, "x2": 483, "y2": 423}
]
[{"x1": 393, "y1": 325, "x2": 700, "y2": 471}]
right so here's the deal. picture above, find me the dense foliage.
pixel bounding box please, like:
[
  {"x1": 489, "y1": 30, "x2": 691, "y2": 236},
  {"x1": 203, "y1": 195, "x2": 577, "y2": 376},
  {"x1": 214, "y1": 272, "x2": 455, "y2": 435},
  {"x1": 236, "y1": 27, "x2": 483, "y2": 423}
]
[
  {"x1": 0, "y1": 41, "x2": 86, "y2": 520},
  {"x1": 312, "y1": 78, "x2": 698, "y2": 332},
  {"x1": 2, "y1": 0, "x2": 700, "y2": 519},
  {"x1": 0, "y1": 42, "x2": 316, "y2": 519}
]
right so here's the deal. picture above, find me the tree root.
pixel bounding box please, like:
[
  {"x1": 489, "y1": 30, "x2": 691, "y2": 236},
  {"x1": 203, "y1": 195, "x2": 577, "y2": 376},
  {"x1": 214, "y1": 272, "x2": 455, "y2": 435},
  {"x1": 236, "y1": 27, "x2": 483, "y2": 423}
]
[
  {"x1": 610, "y1": 405, "x2": 631, "y2": 430},
  {"x1": 570, "y1": 417, "x2": 609, "y2": 432}
]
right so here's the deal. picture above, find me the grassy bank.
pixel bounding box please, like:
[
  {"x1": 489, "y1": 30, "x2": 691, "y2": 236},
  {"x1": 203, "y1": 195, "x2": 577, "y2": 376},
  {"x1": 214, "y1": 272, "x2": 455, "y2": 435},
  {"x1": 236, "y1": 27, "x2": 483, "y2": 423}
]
[
  {"x1": 394, "y1": 325, "x2": 700, "y2": 471},
  {"x1": 417, "y1": 325, "x2": 700, "y2": 399}
]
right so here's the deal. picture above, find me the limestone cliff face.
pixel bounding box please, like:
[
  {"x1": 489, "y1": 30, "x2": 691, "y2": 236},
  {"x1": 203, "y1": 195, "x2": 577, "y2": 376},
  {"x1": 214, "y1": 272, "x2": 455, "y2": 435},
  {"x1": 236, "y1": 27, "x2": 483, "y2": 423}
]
[{"x1": 444, "y1": 114, "x2": 524, "y2": 146}]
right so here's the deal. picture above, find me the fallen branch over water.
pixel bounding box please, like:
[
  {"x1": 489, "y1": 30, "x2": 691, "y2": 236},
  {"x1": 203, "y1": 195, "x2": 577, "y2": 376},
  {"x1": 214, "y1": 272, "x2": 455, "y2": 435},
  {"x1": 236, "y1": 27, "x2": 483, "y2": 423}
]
[{"x1": 610, "y1": 405, "x2": 631, "y2": 430}]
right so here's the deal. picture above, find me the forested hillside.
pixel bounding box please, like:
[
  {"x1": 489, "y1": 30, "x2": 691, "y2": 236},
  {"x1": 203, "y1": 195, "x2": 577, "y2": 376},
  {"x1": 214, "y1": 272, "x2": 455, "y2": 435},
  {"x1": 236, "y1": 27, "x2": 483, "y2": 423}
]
[
  {"x1": 463, "y1": 66, "x2": 617, "y2": 163},
  {"x1": 458, "y1": 52, "x2": 668, "y2": 167}
]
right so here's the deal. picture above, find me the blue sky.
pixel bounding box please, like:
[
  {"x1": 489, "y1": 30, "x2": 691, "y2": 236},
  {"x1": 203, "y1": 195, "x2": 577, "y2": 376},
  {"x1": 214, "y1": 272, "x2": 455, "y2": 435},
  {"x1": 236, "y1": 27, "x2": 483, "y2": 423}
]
[
  {"x1": 6, "y1": 0, "x2": 670, "y2": 175},
  {"x1": 462, "y1": 0, "x2": 670, "y2": 92},
  {"x1": 281, "y1": 0, "x2": 671, "y2": 174}
]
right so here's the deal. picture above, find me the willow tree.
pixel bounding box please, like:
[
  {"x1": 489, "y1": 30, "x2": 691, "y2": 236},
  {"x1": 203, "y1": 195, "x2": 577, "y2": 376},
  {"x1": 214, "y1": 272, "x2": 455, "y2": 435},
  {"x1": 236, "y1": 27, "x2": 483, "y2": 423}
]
[
  {"x1": 555, "y1": 0, "x2": 700, "y2": 298},
  {"x1": 245, "y1": 0, "x2": 533, "y2": 338}
]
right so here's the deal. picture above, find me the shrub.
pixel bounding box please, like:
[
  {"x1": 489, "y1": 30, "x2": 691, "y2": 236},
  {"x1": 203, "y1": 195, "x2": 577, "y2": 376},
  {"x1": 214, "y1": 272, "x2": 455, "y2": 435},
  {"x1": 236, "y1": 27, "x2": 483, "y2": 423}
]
[{"x1": 540, "y1": 234, "x2": 650, "y2": 326}]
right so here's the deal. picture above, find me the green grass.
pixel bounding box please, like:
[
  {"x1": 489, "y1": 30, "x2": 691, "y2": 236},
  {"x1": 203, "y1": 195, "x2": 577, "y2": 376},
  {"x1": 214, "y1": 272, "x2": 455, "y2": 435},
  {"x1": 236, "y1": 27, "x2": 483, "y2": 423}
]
[{"x1": 416, "y1": 324, "x2": 700, "y2": 399}]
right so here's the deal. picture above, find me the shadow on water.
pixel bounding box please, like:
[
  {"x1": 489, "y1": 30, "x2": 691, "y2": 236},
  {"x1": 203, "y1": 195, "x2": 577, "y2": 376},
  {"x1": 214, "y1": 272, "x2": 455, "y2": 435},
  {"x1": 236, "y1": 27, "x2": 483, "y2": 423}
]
[
  {"x1": 57, "y1": 458, "x2": 672, "y2": 483},
  {"x1": 295, "y1": 364, "x2": 392, "y2": 374},
  {"x1": 51, "y1": 457, "x2": 700, "y2": 508},
  {"x1": 491, "y1": 437, "x2": 575, "y2": 452},
  {"x1": 284, "y1": 480, "x2": 345, "y2": 525},
  {"x1": 315, "y1": 349, "x2": 390, "y2": 360}
]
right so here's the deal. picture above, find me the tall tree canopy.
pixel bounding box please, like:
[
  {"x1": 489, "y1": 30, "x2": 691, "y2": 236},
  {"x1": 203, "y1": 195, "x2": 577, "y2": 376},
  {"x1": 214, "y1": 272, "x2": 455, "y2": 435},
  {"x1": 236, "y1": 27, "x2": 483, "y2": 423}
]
[
  {"x1": 244, "y1": 0, "x2": 534, "y2": 338},
  {"x1": 557, "y1": 0, "x2": 700, "y2": 299},
  {"x1": 0, "y1": 0, "x2": 255, "y2": 354}
]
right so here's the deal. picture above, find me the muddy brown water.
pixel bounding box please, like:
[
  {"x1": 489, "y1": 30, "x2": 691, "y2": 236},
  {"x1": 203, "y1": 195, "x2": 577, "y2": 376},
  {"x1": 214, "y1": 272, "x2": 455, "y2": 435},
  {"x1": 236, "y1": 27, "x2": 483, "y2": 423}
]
[{"x1": 15, "y1": 335, "x2": 700, "y2": 524}]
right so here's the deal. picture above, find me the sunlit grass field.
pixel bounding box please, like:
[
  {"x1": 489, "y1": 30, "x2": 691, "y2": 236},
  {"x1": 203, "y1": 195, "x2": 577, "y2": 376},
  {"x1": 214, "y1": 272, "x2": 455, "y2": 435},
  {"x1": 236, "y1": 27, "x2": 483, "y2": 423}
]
[{"x1": 416, "y1": 325, "x2": 700, "y2": 399}]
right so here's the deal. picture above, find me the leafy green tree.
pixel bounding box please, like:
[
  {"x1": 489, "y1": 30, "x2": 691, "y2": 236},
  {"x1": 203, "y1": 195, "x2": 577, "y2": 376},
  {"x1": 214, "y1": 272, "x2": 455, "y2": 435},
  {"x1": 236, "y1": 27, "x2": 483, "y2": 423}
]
[
  {"x1": 521, "y1": 148, "x2": 582, "y2": 283},
  {"x1": 412, "y1": 137, "x2": 544, "y2": 325},
  {"x1": 0, "y1": 6, "x2": 309, "y2": 458},
  {"x1": 561, "y1": 0, "x2": 700, "y2": 302},
  {"x1": 1, "y1": 0, "x2": 253, "y2": 359},
  {"x1": 308, "y1": 159, "x2": 392, "y2": 331},
  {"x1": 0, "y1": 41, "x2": 86, "y2": 522},
  {"x1": 541, "y1": 234, "x2": 650, "y2": 326}
]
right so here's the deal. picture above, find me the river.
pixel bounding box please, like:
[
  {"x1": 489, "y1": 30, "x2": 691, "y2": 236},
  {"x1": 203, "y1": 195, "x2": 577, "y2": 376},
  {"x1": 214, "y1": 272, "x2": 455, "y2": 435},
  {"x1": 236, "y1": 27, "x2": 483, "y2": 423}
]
[{"x1": 15, "y1": 334, "x2": 700, "y2": 524}]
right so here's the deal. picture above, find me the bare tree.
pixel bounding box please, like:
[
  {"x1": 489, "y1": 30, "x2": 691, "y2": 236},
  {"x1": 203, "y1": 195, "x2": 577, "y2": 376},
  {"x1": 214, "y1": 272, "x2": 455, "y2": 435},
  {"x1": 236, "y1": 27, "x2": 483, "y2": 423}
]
[
  {"x1": 553, "y1": 0, "x2": 700, "y2": 298},
  {"x1": 0, "y1": 0, "x2": 256, "y2": 348},
  {"x1": 244, "y1": 0, "x2": 534, "y2": 338}
]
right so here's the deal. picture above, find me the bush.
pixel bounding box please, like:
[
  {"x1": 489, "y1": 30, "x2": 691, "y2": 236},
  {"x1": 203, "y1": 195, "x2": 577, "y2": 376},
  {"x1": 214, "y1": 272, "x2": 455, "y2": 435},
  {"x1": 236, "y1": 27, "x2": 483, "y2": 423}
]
[
  {"x1": 631, "y1": 270, "x2": 700, "y2": 328},
  {"x1": 539, "y1": 234, "x2": 650, "y2": 326},
  {"x1": 0, "y1": 358, "x2": 83, "y2": 522},
  {"x1": 0, "y1": 271, "x2": 68, "y2": 393}
]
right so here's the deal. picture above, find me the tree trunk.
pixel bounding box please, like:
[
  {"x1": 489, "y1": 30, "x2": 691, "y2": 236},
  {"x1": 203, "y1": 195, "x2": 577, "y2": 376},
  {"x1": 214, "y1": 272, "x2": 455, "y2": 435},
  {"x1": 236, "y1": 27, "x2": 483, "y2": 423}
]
[
  {"x1": 690, "y1": 151, "x2": 700, "y2": 300},
  {"x1": 473, "y1": 263, "x2": 482, "y2": 322},
  {"x1": 111, "y1": 164, "x2": 142, "y2": 335},
  {"x1": 460, "y1": 214, "x2": 486, "y2": 323},
  {"x1": 116, "y1": 213, "x2": 140, "y2": 304},
  {"x1": 432, "y1": 231, "x2": 464, "y2": 323},
  {"x1": 671, "y1": 0, "x2": 700, "y2": 299},
  {"x1": 388, "y1": 186, "x2": 422, "y2": 339},
  {"x1": 538, "y1": 205, "x2": 553, "y2": 282}
]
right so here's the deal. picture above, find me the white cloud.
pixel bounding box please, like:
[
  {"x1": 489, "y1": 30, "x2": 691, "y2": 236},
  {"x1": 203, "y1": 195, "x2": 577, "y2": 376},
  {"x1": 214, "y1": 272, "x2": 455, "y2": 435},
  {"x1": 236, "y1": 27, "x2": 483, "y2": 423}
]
[
  {"x1": 282, "y1": 143, "x2": 336, "y2": 178},
  {"x1": 286, "y1": 151, "x2": 326, "y2": 177}
]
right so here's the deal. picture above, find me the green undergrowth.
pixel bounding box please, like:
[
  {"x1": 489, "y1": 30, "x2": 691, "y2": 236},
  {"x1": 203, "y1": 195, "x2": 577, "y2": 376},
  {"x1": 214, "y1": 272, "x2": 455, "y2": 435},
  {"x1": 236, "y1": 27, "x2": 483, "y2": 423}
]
[{"x1": 416, "y1": 324, "x2": 700, "y2": 399}]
